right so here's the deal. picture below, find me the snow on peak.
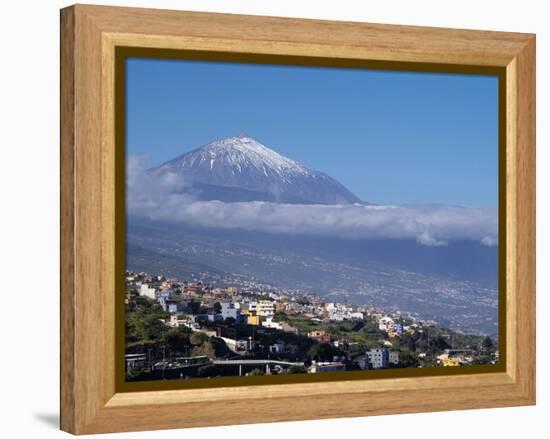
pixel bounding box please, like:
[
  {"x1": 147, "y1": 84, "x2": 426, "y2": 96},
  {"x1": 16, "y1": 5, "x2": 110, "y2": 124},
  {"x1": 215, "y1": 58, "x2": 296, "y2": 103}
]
[
  {"x1": 194, "y1": 135, "x2": 311, "y2": 177},
  {"x1": 148, "y1": 133, "x2": 362, "y2": 205}
]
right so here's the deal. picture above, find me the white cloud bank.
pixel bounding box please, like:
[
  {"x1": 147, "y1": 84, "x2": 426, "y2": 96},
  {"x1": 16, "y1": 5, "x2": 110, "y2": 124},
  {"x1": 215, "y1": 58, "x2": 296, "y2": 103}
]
[{"x1": 127, "y1": 156, "x2": 498, "y2": 247}]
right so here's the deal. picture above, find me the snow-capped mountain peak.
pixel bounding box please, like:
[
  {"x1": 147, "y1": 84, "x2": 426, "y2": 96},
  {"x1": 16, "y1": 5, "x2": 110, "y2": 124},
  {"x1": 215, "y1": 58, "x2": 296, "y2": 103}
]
[
  {"x1": 191, "y1": 134, "x2": 311, "y2": 178},
  {"x1": 150, "y1": 135, "x2": 362, "y2": 205}
]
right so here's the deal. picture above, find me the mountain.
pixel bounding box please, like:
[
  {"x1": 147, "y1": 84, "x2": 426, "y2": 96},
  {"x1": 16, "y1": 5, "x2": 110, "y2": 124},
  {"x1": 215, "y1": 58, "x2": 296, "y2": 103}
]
[
  {"x1": 128, "y1": 134, "x2": 498, "y2": 335},
  {"x1": 127, "y1": 218, "x2": 499, "y2": 335},
  {"x1": 149, "y1": 134, "x2": 362, "y2": 205}
]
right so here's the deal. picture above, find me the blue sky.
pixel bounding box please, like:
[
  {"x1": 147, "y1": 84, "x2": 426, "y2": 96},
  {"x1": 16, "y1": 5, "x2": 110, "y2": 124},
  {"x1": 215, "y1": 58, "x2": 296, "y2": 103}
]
[{"x1": 126, "y1": 58, "x2": 498, "y2": 207}]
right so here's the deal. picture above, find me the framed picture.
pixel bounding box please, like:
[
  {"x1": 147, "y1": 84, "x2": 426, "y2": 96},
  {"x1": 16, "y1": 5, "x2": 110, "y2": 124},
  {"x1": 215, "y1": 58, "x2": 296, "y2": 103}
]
[{"x1": 60, "y1": 4, "x2": 536, "y2": 434}]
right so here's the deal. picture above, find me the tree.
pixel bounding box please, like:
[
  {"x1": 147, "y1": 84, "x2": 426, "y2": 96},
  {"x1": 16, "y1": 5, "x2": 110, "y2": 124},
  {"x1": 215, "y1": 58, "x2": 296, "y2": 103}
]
[
  {"x1": 210, "y1": 337, "x2": 231, "y2": 357},
  {"x1": 482, "y1": 336, "x2": 494, "y2": 351},
  {"x1": 191, "y1": 341, "x2": 216, "y2": 358},
  {"x1": 288, "y1": 365, "x2": 307, "y2": 374},
  {"x1": 434, "y1": 335, "x2": 451, "y2": 351},
  {"x1": 187, "y1": 300, "x2": 200, "y2": 314},
  {"x1": 213, "y1": 302, "x2": 222, "y2": 314},
  {"x1": 274, "y1": 310, "x2": 289, "y2": 322},
  {"x1": 247, "y1": 368, "x2": 265, "y2": 376},
  {"x1": 190, "y1": 332, "x2": 210, "y2": 345},
  {"x1": 307, "y1": 343, "x2": 339, "y2": 362},
  {"x1": 125, "y1": 301, "x2": 169, "y2": 344},
  {"x1": 398, "y1": 351, "x2": 419, "y2": 368},
  {"x1": 406, "y1": 335, "x2": 417, "y2": 352},
  {"x1": 163, "y1": 326, "x2": 191, "y2": 355}
]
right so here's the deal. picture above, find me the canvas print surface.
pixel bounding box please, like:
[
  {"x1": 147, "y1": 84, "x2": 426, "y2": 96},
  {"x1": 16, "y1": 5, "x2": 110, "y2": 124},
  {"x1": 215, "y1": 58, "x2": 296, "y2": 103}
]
[{"x1": 124, "y1": 58, "x2": 499, "y2": 382}]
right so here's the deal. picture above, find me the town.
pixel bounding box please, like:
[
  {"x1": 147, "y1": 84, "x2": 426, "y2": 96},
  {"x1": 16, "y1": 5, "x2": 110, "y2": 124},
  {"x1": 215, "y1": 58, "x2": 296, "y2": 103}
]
[{"x1": 125, "y1": 271, "x2": 499, "y2": 381}]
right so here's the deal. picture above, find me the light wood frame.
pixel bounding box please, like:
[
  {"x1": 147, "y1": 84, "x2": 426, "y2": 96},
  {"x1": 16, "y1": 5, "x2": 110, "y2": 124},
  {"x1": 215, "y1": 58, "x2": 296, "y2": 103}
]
[{"x1": 60, "y1": 4, "x2": 536, "y2": 434}]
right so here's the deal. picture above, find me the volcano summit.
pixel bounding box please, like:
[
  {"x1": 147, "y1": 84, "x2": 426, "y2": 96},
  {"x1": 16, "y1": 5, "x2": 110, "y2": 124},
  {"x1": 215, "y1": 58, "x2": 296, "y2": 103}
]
[{"x1": 149, "y1": 134, "x2": 362, "y2": 205}]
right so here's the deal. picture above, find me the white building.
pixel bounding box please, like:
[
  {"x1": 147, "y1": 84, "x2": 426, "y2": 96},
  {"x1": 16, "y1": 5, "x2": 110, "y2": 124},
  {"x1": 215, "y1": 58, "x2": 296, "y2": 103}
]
[
  {"x1": 249, "y1": 300, "x2": 275, "y2": 317},
  {"x1": 219, "y1": 336, "x2": 254, "y2": 354},
  {"x1": 329, "y1": 312, "x2": 345, "y2": 322},
  {"x1": 348, "y1": 311, "x2": 364, "y2": 320},
  {"x1": 367, "y1": 348, "x2": 389, "y2": 369},
  {"x1": 169, "y1": 314, "x2": 187, "y2": 327},
  {"x1": 262, "y1": 316, "x2": 282, "y2": 330},
  {"x1": 378, "y1": 316, "x2": 395, "y2": 332},
  {"x1": 139, "y1": 283, "x2": 157, "y2": 300},
  {"x1": 308, "y1": 361, "x2": 346, "y2": 373},
  {"x1": 366, "y1": 348, "x2": 399, "y2": 368},
  {"x1": 220, "y1": 302, "x2": 241, "y2": 321}
]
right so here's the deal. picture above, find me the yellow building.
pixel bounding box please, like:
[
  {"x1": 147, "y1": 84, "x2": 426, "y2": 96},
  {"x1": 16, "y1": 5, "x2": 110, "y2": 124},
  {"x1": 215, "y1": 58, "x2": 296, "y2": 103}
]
[
  {"x1": 247, "y1": 314, "x2": 262, "y2": 326},
  {"x1": 441, "y1": 358, "x2": 460, "y2": 367}
]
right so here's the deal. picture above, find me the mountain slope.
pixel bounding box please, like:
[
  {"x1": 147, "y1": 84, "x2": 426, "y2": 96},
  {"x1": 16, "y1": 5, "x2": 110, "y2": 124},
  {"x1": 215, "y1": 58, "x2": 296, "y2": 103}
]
[
  {"x1": 149, "y1": 134, "x2": 362, "y2": 205},
  {"x1": 127, "y1": 218, "x2": 498, "y2": 335},
  {"x1": 126, "y1": 242, "x2": 225, "y2": 279}
]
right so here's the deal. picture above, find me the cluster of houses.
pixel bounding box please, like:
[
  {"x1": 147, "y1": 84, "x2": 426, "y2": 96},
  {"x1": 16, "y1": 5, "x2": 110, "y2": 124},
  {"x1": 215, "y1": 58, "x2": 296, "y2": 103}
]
[
  {"x1": 435, "y1": 349, "x2": 497, "y2": 367},
  {"x1": 126, "y1": 271, "x2": 492, "y2": 375},
  {"x1": 129, "y1": 272, "x2": 374, "y2": 334}
]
